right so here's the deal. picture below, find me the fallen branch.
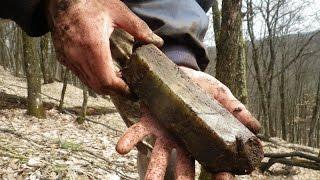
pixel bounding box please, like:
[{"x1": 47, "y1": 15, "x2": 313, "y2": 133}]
[
  {"x1": 264, "y1": 152, "x2": 320, "y2": 163},
  {"x1": 260, "y1": 158, "x2": 320, "y2": 172},
  {"x1": 0, "y1": 128, "x2": 45, "y2": 149},
  {"x1": 258, "y1": 135, "x2": 319, "y2": 155}
]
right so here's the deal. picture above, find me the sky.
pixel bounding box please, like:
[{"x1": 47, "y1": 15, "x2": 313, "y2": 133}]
[{"x1": 204, "y1": 0, "x2": 320, "y2": 46}]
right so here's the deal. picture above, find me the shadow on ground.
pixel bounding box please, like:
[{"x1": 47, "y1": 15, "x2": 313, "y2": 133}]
[{"x1": 0, "y1": 91, "x2": 117, "y2": 116}]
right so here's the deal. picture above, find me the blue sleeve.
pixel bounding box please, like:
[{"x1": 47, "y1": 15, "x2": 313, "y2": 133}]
[{"x1": 124, "y1": 0, "x2": 213, "y2": 70}]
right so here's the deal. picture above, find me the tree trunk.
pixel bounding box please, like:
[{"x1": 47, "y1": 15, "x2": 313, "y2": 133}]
[
  {"x1": 212, "y1": 0, "x2": 221, "y2": 46},
  {"x1": 58, "y1": 69, "x2": 69, "y2": 111},
  {"x1": 317, "y1": 119, "x2": 320, "y2": 148},
  {"x1": 280, "y1": 54, "x2": 287, "y2": 140},
  {"x1": 308, "y1": 73, "x2": 320, "y2": 146},
  {"x1": 264, "y1": 0, "x2": 282, "y2": 138},
  {"x1": 215, "y1": 0, "x2": 242, "y2": 93},
  {"x1": 235, "y1": 22, "x2": 248, "y2": 105},
  {"x1": 22, "y1": 32, "x2": 45, "y2": 118},
  {"x1": 266, "y1": 30, "x2": 277, "y2": 137},
  {"x1": 40, "y1": 33, "x2": 54, "y2": 84},
  {"x1": 201, "y1": 1, "x2": 251, "y2": 177},
  {"x1": 77, "y1": 85, "x2": 88, "y2": 124},
  {"x1": 0, "y1": 23, "x2": 10, "y2": 70},
  {"x1": 246, "y1": 0, "x2": 270, "y2": 137},
  {"x1": 14, "y1": 27, "x2": 22, "y2": 77}
]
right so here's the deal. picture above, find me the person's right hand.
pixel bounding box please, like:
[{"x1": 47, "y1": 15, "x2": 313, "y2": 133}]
[
  {"x1": 46, "y1": 0, "x2": 163, "y2": 96},
  {"x1": 116, "y1": 66, "x2": 262, "y2": 180}
]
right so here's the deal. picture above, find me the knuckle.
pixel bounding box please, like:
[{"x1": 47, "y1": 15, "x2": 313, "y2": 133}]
[
  {"x1": 218, "y1": 84, "x2": 233, "y2": 96},
  {"x1": 98, "y1": 77, "x2": 117, "y2": 93},
  {"x1": 221, "y1": 85, "x2": 230, "y2": 92},
  {"x1": 102, "y1": 78, "x2": 114, "y2": 88}
]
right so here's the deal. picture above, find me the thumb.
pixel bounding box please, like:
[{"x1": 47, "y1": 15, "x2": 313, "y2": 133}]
[{"x1": 107, "y1": 0, "x2": 164, "y2": 47}]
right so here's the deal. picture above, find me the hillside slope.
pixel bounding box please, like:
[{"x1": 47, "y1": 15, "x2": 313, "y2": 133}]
[{"x1": 0, "y1": 66, "x2": 319, "y2": 180}]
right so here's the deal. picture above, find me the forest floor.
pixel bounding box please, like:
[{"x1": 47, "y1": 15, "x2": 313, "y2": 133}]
[{"x1": 0, "y1": 66, "x2": 319, "y2": 180}]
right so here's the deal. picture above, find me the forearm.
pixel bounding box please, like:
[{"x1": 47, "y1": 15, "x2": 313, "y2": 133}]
[{"x1": 124, "y1": 0, "x2": 213, "y2": 71}]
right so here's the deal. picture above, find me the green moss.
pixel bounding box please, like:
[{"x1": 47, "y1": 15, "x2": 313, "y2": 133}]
[
  {"x1": 19, "y1": 157, "x2": 28, "y2": 164},
  {"x1": 76, "y1": 117, "x2": 85, "y2": 124},
  {"x1": 54, "y1": 164, "x2": 68, "y2": 173},
  {"x1": 58, "y1": 140, "x2": 83, "y2": 151}
]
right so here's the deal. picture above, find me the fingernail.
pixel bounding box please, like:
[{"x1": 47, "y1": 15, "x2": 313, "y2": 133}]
[{"x1": 150, "y1": 34, "x2": 164, "y2": 47}]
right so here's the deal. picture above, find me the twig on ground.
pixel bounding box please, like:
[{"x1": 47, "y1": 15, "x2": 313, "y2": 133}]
[
  {"x1": 257, "y1": 134, "x2": 319, "y2": 155},
  {"x1": 260, "y1": 158, "x2": 320, "y2": 172},
  {"x1": 264, "y1": 152, "x2": 320, "y2": 163},
  {"x1": 62, "y1": 109, "x2": 123, "y2": 134}
]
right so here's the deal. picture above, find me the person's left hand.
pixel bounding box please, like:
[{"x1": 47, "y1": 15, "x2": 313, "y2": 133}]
[
  {"x1": 116, "y1": 66, "x2": 261, "y2": 180},
  {"x1": 46, "y1": 0, "x2": 163, "y2": 97}
]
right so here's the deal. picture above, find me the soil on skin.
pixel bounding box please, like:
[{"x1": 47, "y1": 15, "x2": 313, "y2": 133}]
[{"x1": 0, "y1": 66, "x2": 319, "y2": 180}]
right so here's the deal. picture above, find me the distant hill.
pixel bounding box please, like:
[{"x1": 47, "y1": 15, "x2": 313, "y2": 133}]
[{"x1": 204, "y1": 30, "x2": 320, "y2": 76}]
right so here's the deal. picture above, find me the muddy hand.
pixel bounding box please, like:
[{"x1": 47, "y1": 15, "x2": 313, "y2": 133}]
[
  {"x1": 117, "y1": 67, "x2": 261, "y2": 180},
  {"x1": 181, "y1": 66, "x2": 261, "y2": 180},
  {"x1": 180, "y1": 67, "x2": 261, "y2": 135},
  {"x1": 46, "y1": 0, "x2": 163, "y2": 97},
  {"x1": 115, "y1": 106, "x2": 239, "y2": 180},
  {"x1": 116, "y1": 107, "x2": 236, "y2": 180},
  {"x1": 116, "y1": 104, "x2": 195, "y2": 180}
]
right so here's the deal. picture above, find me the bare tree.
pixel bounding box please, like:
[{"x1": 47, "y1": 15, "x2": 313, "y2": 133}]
[
  {"x1": 200, "y1": 0, "x2": 249, "y2": 178},
  {"x1": 40, "y1": 33, "x2": 54, "y2": 84},
  {"x1": 22, "y1": 31, "x2": 45, "y2": 118},
  {"x1": 58, "y1": 68, "x2": 69, "y2": 111},
  {"x1": 77, "y1": 85, "x2": 88, "y2": 124},
  {"x1": 215, "y1": 0, "x2": 243, "y2": 93},
  {"x1": 308, "y1": 72, "x2": 320, "y2": 146},
  {"x1": 246, "y1": 0, "x2": 270, "y2": 137}
]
